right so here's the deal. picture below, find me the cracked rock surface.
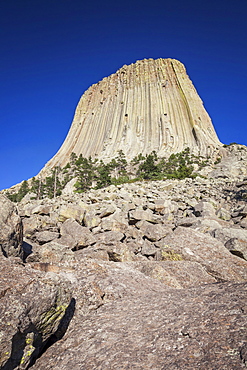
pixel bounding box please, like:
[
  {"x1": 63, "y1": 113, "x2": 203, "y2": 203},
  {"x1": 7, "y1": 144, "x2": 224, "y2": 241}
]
[{"x1": 33, "y1": 279, "x2": 247, "y2": 370}]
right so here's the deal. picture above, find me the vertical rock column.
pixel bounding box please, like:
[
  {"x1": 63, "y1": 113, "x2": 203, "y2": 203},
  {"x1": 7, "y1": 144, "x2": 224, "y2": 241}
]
[{"x1": 43, "y1": 58, "x2": 221, "y2": 170}]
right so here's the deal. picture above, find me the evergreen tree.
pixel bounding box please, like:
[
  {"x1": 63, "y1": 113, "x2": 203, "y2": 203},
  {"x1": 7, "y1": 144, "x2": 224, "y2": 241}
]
[
  {"x1": 138, "y1": 151, "x2": 161, "y2": 180},
  {"x1": 43, "y1": 167, "x2": 62, "y2": 198},
  {"x1": 109, "y1": 150, "x2": 128, "y2": 178},
  {"x1": 15, "y1": 180, "x2": 29, "y2": 202},
  {"x1": 70, "y1": 152, "x2": 78, "y2": 168},
  {"x1": 74, "y1": 156, "x2": 96, "y2": 193},
  {"x1": 131, "y1": 153, "x2": 145, "y2": 165},
  {"x1": 96, "y1": 161, "x2": 111, "y2": 189}
]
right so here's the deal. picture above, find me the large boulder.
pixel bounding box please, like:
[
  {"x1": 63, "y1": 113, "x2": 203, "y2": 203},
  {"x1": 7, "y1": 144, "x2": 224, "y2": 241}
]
[
  {"x1": 58, "y1": 203, "x2": 86, "y2": 223},
  {"x1": 0, "y1": 195, "x2": 23, "y2": 258},
  {"x1": 30, "y1": 258, "x2": 247, "y2": 370},
  {"x1": 26, "y1": 241, "x2": 75, "y2": 265},
  {"x1": 213, "y1": 227, "x2": 247, "y2": 261},
  {"x1": 162, "y1": 226, "x2": 247, "y2": 282},
  {"x1": 60, "y1": 218, "x2": 96, "y2": 249},
  {"x1": 0, "y1": 257, "x2": 72, "y2": 369}
]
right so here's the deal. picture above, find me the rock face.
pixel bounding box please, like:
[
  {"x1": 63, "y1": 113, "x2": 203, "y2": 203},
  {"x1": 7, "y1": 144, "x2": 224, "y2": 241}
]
[
  {"x1": 43, "y1": 58, "x2": 221, "y2": 171},
  {"x1": 32, "y1": 279, "x2": 247, "y2": 370}
]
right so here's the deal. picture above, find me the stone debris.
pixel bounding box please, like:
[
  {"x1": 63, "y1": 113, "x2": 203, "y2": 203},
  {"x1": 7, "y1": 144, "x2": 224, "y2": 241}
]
[{"x1": 1, "y1": 153, "x2": 247, "y2": 368}]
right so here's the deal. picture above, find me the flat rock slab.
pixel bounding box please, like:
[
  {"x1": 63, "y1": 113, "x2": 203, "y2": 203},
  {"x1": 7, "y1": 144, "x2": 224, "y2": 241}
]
[
  {"x1": 163, "y1": 227, "x2": 247, "y2": 282},
  {"x1": 33, "y1": 281, "x2": 247, "y2": 369}
]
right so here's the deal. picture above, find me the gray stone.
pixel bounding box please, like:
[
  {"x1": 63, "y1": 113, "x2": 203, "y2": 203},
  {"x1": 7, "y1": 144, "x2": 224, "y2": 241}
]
[
  {"x1": 99, "y1": 203, "x2": 116, "y2": 218},
  {"x1": 95, "y1": 230, "x2": 124, "y2": 244},
  {"x1": 32, "y1": 264, "x2": 247, "y2": 370},
  {"x1": 60, "y1": 218, "x2": 96, "y2": 249},
  {"x1": 213, "y1": 227, "x2": 247, "y2": 245},
  {"x1": 240, "y1": 216, "x2": 247, "y2": 228},
  {"x1": 136, "y1": 220, "x2": 172, "y2": 241},
  {"x1": 163, "y1": 227, "x2": 247, "y2": 282},
  {"x1": 32, "y1": 204, "x2": 52, "y2": 215},
  {"x1": 216, "y1": 207, "x2": 231, "y2": 221},
  {"x1": 225, "y1": 238, "x2": 247, "y2": 260},
  {"x1": 35, "y1": 230, "x2": 60, "y2": 244},
  {"x1": 176, "y1": 216, "x2": 198, "y2": 227},
  {"x1": 193, "y1": 201, "x2": 216, "y2": 217},
  {"x1": 100, "y1": 218, "x2": 129, "y2": 234},
  {"x1": 26, "y1": 241, "x2": 75, "y2": 265},
  {"x1": 58, "y1": 203, "x2": 85, "y2": 223},
  {"x1": 22, "y1": 215, "x2": 57, "y2": 239},
  {"x1": 55, "y1": 234, "x2": 77, "y2": 249},
  {"x1": 83, "y1": 212, "x2": 101, "y2": 229},
  {"x1": 141, "y1": 240, "x2": 157, "y2": 257},
  {"x1": 153, "y1": 198, "x2": 175, "y2": 215},
  {"x1": 132, "y1": 260, "x2": 216, "y2": 288},
  {"x1": 75, "y1": 247, "x2": 110, "y2": 261},
  {"x1": 129, "y1": 208, "x2": 158, "y2": 223},
  {"x1": 0, "y1": 258, "x2": 72, "y2": 369},
  {"x1": 0, "y1": 195, "x2": 23, "y2": 258}
]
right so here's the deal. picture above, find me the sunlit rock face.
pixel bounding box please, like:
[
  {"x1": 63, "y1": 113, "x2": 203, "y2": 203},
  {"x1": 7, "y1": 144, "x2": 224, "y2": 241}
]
[{"x1": 44, "y1": 58, "x2": 221, "y2": 169}]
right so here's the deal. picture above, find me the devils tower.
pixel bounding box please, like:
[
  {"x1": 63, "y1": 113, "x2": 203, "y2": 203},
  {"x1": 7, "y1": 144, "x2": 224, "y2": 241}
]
[{"x1": 43, "y1": 58, "x2": 221, "y2": 171}]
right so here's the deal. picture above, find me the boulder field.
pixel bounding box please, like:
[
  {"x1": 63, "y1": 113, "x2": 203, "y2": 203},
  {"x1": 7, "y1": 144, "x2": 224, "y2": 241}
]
[{"x1": 1, "y1": 151, "x2": 247, "y2": 369}]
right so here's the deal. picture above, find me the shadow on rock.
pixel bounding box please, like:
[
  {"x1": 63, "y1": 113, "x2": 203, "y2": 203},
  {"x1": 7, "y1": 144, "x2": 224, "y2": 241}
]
[
  {"x1": 28, "y1": 297, "x2": 76, "y2": 368},
  {"x1": 22, "y1": 241, "x2": 33, "y2": 261},
  {"x1": 1, "y1": 298, "x2": 76, "y2": 370}
]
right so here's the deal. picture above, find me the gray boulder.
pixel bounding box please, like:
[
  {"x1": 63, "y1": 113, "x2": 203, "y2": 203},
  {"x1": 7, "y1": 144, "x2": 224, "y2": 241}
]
[
  {"x1": 129, "y1": 208, "x2": 159, "y2": 223},
  {"x1": 35, "y1": 230, "x2": 60, "y2": 244},
  {"x1": 60, "y1": 218, "x2": 96, "y2": 249},
  {"x1": 162, "y1": 227, "x2": 247, "y2": 282},
  {"x1": 0, "y1": 257, "x2": 72, "y2": 369},
  {"x1": 213, "y1": 227, "x2": 247, "y2": 245},
  {"x1": 0, "y1": 195, "x2": 23, "y2": 258},
  {"x1": 26, "y1": 241, "x2": 75, "y2": 265},
  {"x1": 58, "y1": 203, "x2": 86, "y2": 223},
  {"x1": 193, "y1": 201, "x2": 216, "y2": 217},
  {"x1": 136, "y1": 220, "x2": 172, "y2": 241},
  {"x1": 225, "y1": 238, "x2": 247, "y2": 260}
]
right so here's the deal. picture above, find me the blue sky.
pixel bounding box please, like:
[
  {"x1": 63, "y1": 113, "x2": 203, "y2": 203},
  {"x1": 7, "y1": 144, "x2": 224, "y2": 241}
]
[{"x1": 0, "y1": 0, "x2": 246, "y2": 190}]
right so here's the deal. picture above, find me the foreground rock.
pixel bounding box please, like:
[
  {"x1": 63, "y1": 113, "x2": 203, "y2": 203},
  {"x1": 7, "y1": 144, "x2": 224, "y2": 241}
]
[
  {"x1": 0, "y1": 257, "x2": 72, "y2": 369},
  {"x1": 1, "y1": 251, "x2": 246, "y2": 369},
  {"x1": 32, "y1": 261, "x2": 247, "y2": 369}
]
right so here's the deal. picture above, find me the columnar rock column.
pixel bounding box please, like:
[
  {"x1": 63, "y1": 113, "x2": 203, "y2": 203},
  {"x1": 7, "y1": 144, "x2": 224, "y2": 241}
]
[{"x1": 43, "y1": 58, "x2": 221, "y2": 170}]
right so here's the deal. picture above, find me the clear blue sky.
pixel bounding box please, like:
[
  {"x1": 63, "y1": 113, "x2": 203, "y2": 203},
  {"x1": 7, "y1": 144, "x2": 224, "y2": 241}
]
[{"x1": 0, "y1": 0, "x2": 246, "y2": 190}]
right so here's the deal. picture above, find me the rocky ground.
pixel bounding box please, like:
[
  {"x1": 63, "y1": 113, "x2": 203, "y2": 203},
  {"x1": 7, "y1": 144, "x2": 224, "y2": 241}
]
[{"x1": 0, "y1": 144, "x2": 247, "y2": 369}]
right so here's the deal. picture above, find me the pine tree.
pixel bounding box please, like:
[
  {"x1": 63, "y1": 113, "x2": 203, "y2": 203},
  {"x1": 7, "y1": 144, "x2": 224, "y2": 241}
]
[
  {"x1": 16, "y1": 180, "x2": 29, "y2": 201},
  {"x1": 96, "y1": 161, "x2": 111, "y2": 189},
  {"x1": 74, "y1": 156, "x2": 96, "y2": 193},
  {"x1": 138, "y1": 151, "x2": 160, "y2": 179}
]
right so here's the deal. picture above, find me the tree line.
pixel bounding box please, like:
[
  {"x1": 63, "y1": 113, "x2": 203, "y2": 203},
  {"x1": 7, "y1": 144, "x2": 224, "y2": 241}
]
[{"x1": 6, "y1": 148, "x2": 209, "y2": 202}]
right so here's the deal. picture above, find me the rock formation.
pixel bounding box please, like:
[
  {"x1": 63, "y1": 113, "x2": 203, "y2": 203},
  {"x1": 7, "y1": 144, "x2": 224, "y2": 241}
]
[{"x1": 43, "y1": 58, "x2": 221, "y2": 171}]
